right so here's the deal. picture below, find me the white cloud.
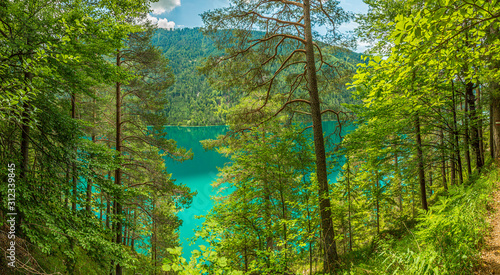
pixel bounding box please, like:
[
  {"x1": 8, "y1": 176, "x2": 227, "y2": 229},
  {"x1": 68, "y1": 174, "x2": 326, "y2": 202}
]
[
  {"x1": 356, "y1": 41, "x2": 372, "y2": 53},
  {"x1": 338, "y1": 21, "x2": 358, "y2": 33},
  {"x1": 146, "y1": 13, "x2": 159, "y2": 25},
  {"x1": 150, "y1": 0, "x2": 181, "y2": 15},
  {"x1": 146, "y1": 14, "x2": 175, "y2": 30},
  {"x1": 157, "y1": 18, "x2": 176, "y2": 30}
]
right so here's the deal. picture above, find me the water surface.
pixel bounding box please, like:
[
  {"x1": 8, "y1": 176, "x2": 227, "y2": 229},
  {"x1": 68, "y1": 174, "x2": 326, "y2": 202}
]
[{"x1": 163, "y1": 122, "x2": 352, "y2": 259}]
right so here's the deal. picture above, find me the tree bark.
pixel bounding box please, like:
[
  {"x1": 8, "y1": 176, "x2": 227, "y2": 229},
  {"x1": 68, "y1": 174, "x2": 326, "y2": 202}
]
[
  {"x1": 71, "y1": 93, "x2": 77, "y2": 212},
  {"x1": 464, "y1": 99, "x2": 472, "y2": 175},
  {"x1": 375, "y1": 171, "x2": 380, "y2": 234},
  {"x1": 466, "y1": 82, "x2": 483, "y2": 170},
  {"x1": 115, "y1": 50, "x2": 123, "y2": 275},
  {"x1": 303, "y1": 0, "x2": 338, "y2": 271},
  {"x1": 415, "y1": 113, "x2": 428, "y2": 211},
  {"x1": 124, "y1": 208, "x2": 129, "y2": 246},
  {"x1": 429, "y1": 170, "x2": 433, "y2": 195},
  {"x1": 395, "y1": 152, "x2": 403, "y2": 214},
  {"x1": 491, "y1": 101, "x2": 495, "y2": 159},
  {"x1": 490, "y1": 21, "x2": 499, "y2": 161},
  {"x1": 19, "y1": 70, "x2": 32, "y2": 238},
  {"x1": 131, "y1": 209, "x2": 136, "y2": 252},
  {"x1": 492, "y1": 92, "x2": 500, "y2": 161},
  {"x1": 440, "y1": 129, "x2": 448, "y2": 191},
  {"x1": 152, "y1": 201, "x2": 157, "y2": 275},
  {"x1": 87, "y1": 92, "x2": 97, "y2": 213},
  {"x1": 20, "y1": 110, "x2": 30, "y2": 183},
  {"x1": 451, "y1": 85, "x2": 463, "y2": 184},
  {"x1": 450, "y1": 150, "x2": 456, "y2": 186},
  {"x1": 477, "y1": 87, "x2": 485, "y2": 165},
  {"x1": 347, "y1": 159, "x2": 352, "y2": 252}
]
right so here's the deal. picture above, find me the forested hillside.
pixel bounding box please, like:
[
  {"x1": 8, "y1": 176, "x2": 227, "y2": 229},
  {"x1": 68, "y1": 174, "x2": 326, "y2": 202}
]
[
  {"x1": 152, "y1": 28, "x2": 362, "y2": 125},
  {"x1": 2, "y1": 0, "x2": 500, "y2": 275},
  {"x1": 162, "y1": 1, "x2": 500, "y2": 275},
  {"x1": 152, "y1": 28, "x2": 225, "y2": 125},
  {"x1": 0, "y1": 2, "x2": 195, "y2": 274}
]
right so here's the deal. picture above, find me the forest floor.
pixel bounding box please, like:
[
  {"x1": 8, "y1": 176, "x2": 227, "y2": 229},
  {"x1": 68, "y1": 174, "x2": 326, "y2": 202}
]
[{"x1": 476, "y1": 180, "x2": 500, "y2": 274}]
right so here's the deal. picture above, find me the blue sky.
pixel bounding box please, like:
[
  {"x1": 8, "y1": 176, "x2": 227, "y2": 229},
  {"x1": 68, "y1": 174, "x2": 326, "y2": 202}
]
[{"x1": 147, "y1": 0, "x2": 370, "y2": 51}]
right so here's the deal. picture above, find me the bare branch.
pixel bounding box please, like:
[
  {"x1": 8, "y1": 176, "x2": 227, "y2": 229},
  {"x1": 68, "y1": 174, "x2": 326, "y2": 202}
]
[
  {"x1": 248, "y1": 33, "x2": 307, "y2": 45},
  {"x1": 262, "y1": 36, "x2": 286, "y2": 66},
  {"x1": 244, "y1": 11, "x2": 305, "y2": 28},
  {"x1": 267, "y1": 0, "x2": 304, "y2": 8},
  {"x1": 121, "y1": 135, "x2": 154, "y2": 146}
]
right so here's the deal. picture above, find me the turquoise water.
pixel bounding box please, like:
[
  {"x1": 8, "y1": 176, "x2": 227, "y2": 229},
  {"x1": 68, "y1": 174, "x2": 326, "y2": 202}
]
[
  {"x1": 163, "y1": 126, "x2": 229, "y2": 259},
  {"x1": 163, "y1": 122, "x2": 352, "y2": 259}
]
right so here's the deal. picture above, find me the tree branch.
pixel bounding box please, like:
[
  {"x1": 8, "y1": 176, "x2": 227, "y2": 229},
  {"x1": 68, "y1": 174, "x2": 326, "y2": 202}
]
[{"x1": 244, "y1": 11, "x2": 305, "y2": 28}]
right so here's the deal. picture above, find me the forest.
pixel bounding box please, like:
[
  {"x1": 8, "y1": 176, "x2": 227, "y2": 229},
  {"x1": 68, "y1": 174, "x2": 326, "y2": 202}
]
[{"x1": 1, "y1": 0, "x2": 500, "y2": 274}]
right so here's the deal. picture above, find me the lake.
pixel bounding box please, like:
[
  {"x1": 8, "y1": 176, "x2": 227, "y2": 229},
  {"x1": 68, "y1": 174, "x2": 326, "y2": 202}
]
[{"x1": 163, "y1": 121, "x2": 350, "y2": 259}]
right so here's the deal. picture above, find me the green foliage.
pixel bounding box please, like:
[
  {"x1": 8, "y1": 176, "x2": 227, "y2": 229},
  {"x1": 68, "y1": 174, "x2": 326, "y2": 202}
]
[
  {"x1": 152, "y1": 28, "x2": 361, "y2": 126},
  {"x1": 0, "y1": 0, "x2": 192, "y2": 273},
  {"x1": 341, "y1": 1, "x2": 500, "y2": 272},
  {"x1": 1, "y1": 0, "x2": 498, "y2": 273},
  {"x1": 161, "y1": 101, "x2": 323, "y2": 274},
  {"x1": 413, "y1": 180, "x2": 491, "y2": 271},
  {"x1": 344, "y1": 165, "x2": 496, "y2": 274},
  {"x1": 162, "y1": 245, "x2": 243, "y2": 275}
]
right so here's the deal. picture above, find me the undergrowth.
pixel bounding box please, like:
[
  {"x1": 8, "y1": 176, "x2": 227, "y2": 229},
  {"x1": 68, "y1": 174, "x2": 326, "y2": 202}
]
[{"x1": 342, "y1": 164, "x2": 498, "y2": 275}]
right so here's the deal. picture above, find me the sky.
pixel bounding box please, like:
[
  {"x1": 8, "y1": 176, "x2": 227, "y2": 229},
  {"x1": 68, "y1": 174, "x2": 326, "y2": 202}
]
[{"x1": 147, "y1": 0, "x2": 370, "y2": 51}]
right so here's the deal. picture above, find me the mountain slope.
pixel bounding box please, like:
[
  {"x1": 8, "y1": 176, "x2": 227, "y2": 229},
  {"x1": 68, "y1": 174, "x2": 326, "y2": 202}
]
[{"x1": 153, "y1": 28, "x2": 362, "y2": 125}]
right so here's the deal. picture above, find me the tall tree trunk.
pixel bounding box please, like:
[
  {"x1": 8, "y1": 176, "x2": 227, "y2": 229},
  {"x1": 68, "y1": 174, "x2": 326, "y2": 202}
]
[
  {"x1": 347, "y1": 159, "x2": 352, "y2": 252},
  {"x1": 264, "y1": 182, "x2": 274, "y2": 255},
  {"x1": 451, "y1": 150, "x2": 456, "y2": 186},
  {"x1": 115, "y1": 50, "x2": 123, "y2": 275},
  {"x1": 244, "y1": 237, "x2": 249, "y2": 273},
  {"x1": 106, "y1": 195, "x2": 111, "y2": 229},
  {"x1": 440, "y1": 129, "x2": 448, "y2": 191},
  {"x1": 492, "y1": 91, "x2": 500, "y2": 162},
  {"x1": 71, "y1": 93, "x2": 77, "y2": 212},
  {"x1": 259, "y1": 133, "x2": 274, "y2": 268},
  {"x1": 124, "y1": 208, "x2": 129, "y2": 246},
  {"x1": 491, "y1": 101, "x2": 495, "y2": 159},
  {"x1": 415, "y1": 113, "x2": 428, "y2": 211},
  {"x1": 131, "y1": 210, "x2": 136, "y2": 252},
  {"x1": 452, "y1": 85, "x2": 464, "y2": 184},
  {"x1": 100, "y1": 192, "x2": 103, "y2": 222},
  {"x1": 477, "y1": 87, "x2": 485, "y2": 165},
  {"x1": 464, "y1": 99, "x2": 472, "y2": 175},
  {"x1": 466, "y1": 82, "x2": 483, "y2": 170},
  {"x1": 395, "y1": 152, "x2": 403, "y2": 214},
  {"x1": 304, "y1": 178, "x2": 313, "y2": 275},
  {"x1": 152, "y1": 201, "x2": 157, "y2": 275},
  {"x1": 279, "y1": 186, "x2": 288, "y2": 270},
  {"x1": 18, "y1": 35, "x2": 35, "y2": 238},
  {"x1": 490, "y1": 14, "x2": 499, "y2": 161},
  {"x1": 264, "y1": 184, "x2": 273, "y2": 251},
  {"x1": 411, "y1": 180, "x2": 415, "y2": 218},
  {"x1": 68, "y1": 93, "x2": 78, "y2": 275},
  {"x1": 375, "y1": 171, "x2": 380, "y2": 234},
  {"x1": 112, "y1": 200, "x2": 117, "y2": 241},
  {"x1": 87, "y1": 93, "x2": 97, "y2": 213},
  {"x1": 303, "y1": 0, "x2": 338, "y2": 271},
  {"x1": 429, "y1": 170, "x2": 433, "y2": 195},
  {"x1": 19, "y1": 65, "x2": 32, "y2": 238},
  {"x1": 20, "y1": 109, "x2": 30, "y2": 184}
]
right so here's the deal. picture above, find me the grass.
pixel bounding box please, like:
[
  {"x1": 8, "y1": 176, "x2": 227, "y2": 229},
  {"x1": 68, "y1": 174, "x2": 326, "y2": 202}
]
[{"x1": 339, "y1": 163, "x2": 498, "y2": 275}]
